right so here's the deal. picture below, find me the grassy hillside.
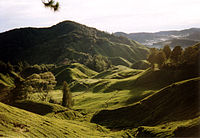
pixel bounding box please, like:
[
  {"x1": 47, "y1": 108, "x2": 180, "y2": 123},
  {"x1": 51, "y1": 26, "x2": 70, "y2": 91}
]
[
  {"x1": 0, "y1": 21, "x2": 149, "y2": 67},
  {"x1": 0, "y1": 73, "x2": 15, "y2": 88},
  {"x1": 0, "y1": 71, "x2": 20, "y2": 88},
  {"x1": 108, "y1": 57, "x2": 132, "y2": 67},
  {"x1": 12, "y1": 100, "x2": 84, "y2": 120},
  {"x1": 93, "y1": 65, "x2": 142, "y2": 79},
  {"x1": 0, "y1": 101, "x2": 133, "y2": 137},
  {"x1": 0, "y1": 63, "x2": 199, "y2": 137},
  {"x1": 0, "y1": 71, "x2": 20, "y2": 103},
  {"x1": 52, "y1": 63, "x2": 97, "y2": 88},
  {"x1": 0, "y1": 30, "x2": 199, "y2": 137},
  {"x1": 91, "y1": 77, "x2": 200, "y2": 129},
  {"x1": 49, "y1": 64, "x2": 199, "y2": 113},
  {"x1": 103, "y1": 65, "x2": 199, "y2": 93},
  {"x1": 133, "y1": 116, "x2": 200, "y2": 137},
  {"x1": 131, "y1": 60, "x2": 150, "y2": 69}
]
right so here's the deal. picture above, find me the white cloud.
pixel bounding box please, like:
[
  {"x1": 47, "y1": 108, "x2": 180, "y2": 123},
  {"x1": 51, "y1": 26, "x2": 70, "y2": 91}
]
[{"x1": 0, "y1": 0, "x2": 200, "y2": 33}]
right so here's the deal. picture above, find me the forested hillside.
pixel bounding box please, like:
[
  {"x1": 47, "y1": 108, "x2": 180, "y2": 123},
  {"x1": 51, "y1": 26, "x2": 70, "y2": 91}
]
[{"x1": 0, "y1": 21, "x2": 148, "y2": 71}]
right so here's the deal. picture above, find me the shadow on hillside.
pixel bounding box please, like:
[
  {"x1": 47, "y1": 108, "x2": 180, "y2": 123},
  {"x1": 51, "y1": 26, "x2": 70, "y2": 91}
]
[
  {"x1": 124, "y1": 90, "x2": 154, "y2": 105},
  {"x1": 124, "y1": 66, "x2": 199, "y2": 106},
  {"x1": 91, "y1": 78, "x2": 200, "y2": 129},
  {"x1": 12, "y1": 100, "x2": 53, "y2": 115}
]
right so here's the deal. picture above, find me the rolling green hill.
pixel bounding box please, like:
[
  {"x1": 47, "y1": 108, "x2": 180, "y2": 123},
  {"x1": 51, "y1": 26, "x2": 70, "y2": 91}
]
[
  {"x1": 0, "y1": 63, "x2": 199, "y2": 137},
  {"x1": 93, "y1": 65, "x2": 142, "y2": 79},
  {"x1": 52, "y1": 63, "x2": 97, "y2": 88},
  {"x1": 0, "y1": 22, "x2": 199, "y2": 137},
  {"x1": 0, "y1": 21, "x2": 149, "y2": 67},
  {"x1": 0, "y1": 101, "x2": 132, "y2": 137},
  {"x1": 12, "y1": 100, "x2": 84, "y2": 120},
  {"x1": 91, "y1": 77, "x2": 200, "y2": 129}
]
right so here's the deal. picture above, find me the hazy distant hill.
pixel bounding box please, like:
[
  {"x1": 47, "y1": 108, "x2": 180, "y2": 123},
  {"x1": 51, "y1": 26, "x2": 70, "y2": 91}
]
[
  {"x1": 114, "y1": 28, "x2": 200, "y2": 48},
  {"x1": 0, "y1": 21, "x2": 148, "y2": 67}
]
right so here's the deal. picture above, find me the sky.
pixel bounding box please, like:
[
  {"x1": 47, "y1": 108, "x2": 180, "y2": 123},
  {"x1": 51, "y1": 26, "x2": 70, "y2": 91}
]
[{"x1": 0, "y1": 0, "x2": 200, "y2": 33}]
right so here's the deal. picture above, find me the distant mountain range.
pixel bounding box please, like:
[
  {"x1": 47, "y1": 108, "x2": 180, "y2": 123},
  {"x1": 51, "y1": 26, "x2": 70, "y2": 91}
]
[
  {"x1": 0, "y1": 21, "x2": 148, "y2": 67},
  {"x1": 114, "y1": 28, "x2": 200, "y2": 48}
]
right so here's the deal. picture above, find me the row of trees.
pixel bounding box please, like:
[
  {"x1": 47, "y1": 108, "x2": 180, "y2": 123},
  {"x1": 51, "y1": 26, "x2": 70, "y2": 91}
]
[{"x1": 147, "y1": 43, "x2": 200, "y2": 69}]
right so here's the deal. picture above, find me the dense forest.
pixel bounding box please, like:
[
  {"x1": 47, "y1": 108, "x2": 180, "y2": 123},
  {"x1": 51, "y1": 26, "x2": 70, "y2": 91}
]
[{"x1": 0, "y1": 21, "x2": 199, "y2": 137}]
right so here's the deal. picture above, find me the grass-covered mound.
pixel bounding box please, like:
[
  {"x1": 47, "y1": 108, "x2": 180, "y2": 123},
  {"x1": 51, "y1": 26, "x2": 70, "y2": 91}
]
[
  {"x1": 0, "y1": 102, "x2": 135, "y2": 137},
  {"x1": 52, "y1": 65, "x2": 145, "y2": 92},
  {"x1": 91, "y1": 77, "x2": 200, "y2": 130},
  {"x1": 12, "y1": 100, "x2": 83, "y2": 120},
  {"x1": 108, "y1": 57, "x2": 132, "y2": 67},
  {"x1": 0, "y1": 71, "x2": 21, "y2": 103},
  {"x1": 103, "y1": 65, "x2": 199, "y2": 93},
  {"x1": 93, "y1": 65, "x2": 142, "y2": 79},
  {"x1": 52, "y1": 63, "x2": 97, "y2": 88},
  {"x1": 0, "y1": 73, "x2": 15, "y2": 103},
  {"x1": 131, "y1": 60, "x2": 150, "y2": 70},
  {"x1": 0, "y1": 73, "x2": 15, "y2": 88},
  {"x1": 133, "y1": 116, "x2": 200, "y2": 137}
]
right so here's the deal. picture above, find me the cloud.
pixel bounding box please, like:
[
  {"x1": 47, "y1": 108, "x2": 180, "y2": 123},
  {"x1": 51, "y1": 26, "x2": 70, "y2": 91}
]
[{"x1": 0, "y1": 0, "x2": 200, "y2": 33}]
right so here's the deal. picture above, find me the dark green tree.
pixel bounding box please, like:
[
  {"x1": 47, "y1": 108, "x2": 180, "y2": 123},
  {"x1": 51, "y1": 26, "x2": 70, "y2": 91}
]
[
  {"x1": 147, "y1": 48, "x2": 158, "y2": 69},
  {"x1": 62, "y1": 81, "x2": 72, "y2": 108},
  {"x1": 182, "y1": 43, "x2": 200, "y2": 65},
  {"x1": 163, "y1": 45, "x2": 171, "y2": 59},
  {"x1": 170, "y1": 46, "x2": 183, "y2": 63},
  {"x1": 156, "y1": 51, "x2": 166, "y2": 68}
]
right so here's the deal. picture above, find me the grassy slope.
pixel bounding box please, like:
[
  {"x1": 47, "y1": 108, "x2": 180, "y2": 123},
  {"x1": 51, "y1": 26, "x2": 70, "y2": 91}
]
[
  {"x1": 133, "y1": 116, "x2": 200, "y2": 137},
  {"x1": 131, "y1": 60, "x2": 150, "y2": 70},
  {"x1": 71, "y1": 66, "x2": 146, "y2": 93},
  {"x1": 0, "y1": 71, "x2": 19, "y2": 103},
  {"x1": 93, "y1": 65, "x2": 142, "y2": 79},
  {"x1": 50, "y1": 65, "x2": 199, "y2": 112},
  {"x1": 49, "y1": 64, "x2": 199, "y2": 117},
  {"x1": 91, "y1": 77, "x2": 200, "y2": 129},
  {"x1": 102, "y1": 66, "x2": 199, "y2": 93},
  {"x1": 108, "y1": 57, "x2": 132, "y2": 67},
  {"x1": 0, "y1": 73, "x2": 15, "y2": 88},
  {"x1": 12, "y1": 100, "x2": 84, "y2": 120},
  {"x1": 0, "y1": 102, "x2": 132, "y2": 137},
  {"x1": 52, "y1": 63, "x2": 97, "y2": 88},
  {"x1": 47, "y1": 75, "x2": 200, "y2": 137},
  {"x1": 49, "y1": 66, "x2": 153, "y2": 113},
  {"x1": 1, "y1": 65, "x2": 199, "y2": 137}
]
